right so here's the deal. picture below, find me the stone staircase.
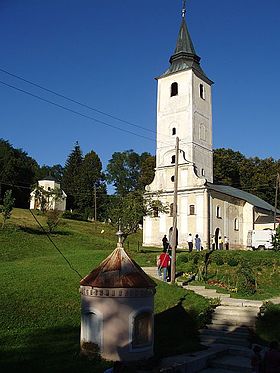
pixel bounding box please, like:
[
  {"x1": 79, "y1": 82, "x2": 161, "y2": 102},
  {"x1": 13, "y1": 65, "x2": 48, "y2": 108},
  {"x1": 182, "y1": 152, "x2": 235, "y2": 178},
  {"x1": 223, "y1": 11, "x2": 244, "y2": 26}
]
[
  {"x1": 142, "y1": 268, "x2": 265, "y2": 372},
  {"x1": 183, "y1": 285, "x2": 262, "y2": 372}
]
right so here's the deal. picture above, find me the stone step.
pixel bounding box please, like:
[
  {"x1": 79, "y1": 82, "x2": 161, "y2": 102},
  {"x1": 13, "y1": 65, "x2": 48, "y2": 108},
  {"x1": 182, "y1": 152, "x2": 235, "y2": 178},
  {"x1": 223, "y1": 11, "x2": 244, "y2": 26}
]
[
  {"x1": 220, "y1": 298, "x2": 262, "y2": 308},
  {"x1": 228, "y1": 345, "x2": 254, "y2": 358},
  {"x1": 211, "y1": 315, "x2": 255, "y2": 327},
  {"x1": 209, "y1": 355, "x2": 251, "y2": 373},
  {"x1": 200, "y1": 328, "x2": 250, "y2": 339},
  {"x1": 202, "y1": 324, "x2": 251, "y2": 334},
  {"x1": 200, "y1": 335, "x2": 250, "y2": 348},
  {"x1": 214, "y1": 306, "x2": 259, "y2": 316},
  {"x1": 184, "y1": 285, "x2": 206, "y2": 290}
]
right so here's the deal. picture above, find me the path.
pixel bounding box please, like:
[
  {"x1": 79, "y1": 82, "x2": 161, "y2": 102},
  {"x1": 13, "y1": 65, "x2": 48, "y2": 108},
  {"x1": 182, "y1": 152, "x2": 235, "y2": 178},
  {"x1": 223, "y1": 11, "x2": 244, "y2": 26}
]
[{"x1": 142, "y1": 267, "x2": 279, "y2": 372}]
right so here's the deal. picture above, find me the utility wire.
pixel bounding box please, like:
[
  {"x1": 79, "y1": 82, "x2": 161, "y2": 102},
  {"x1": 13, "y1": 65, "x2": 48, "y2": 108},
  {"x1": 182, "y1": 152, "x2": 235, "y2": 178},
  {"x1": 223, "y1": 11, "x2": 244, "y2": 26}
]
[
  {"x1": 29, "y1": 208, "x2": 83, "y2": 280},
  {"x1": 0, "y1": 79, "x2": 156, "y2": 143},
  {"x1": 0, "y1": 67, "x2": 156, "y2": 134}
]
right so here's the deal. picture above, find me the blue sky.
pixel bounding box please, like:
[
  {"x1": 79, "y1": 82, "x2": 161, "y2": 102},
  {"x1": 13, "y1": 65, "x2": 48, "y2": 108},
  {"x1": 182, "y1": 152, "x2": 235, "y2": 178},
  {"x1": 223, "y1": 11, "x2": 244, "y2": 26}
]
[{"x1": 0, "y1": 0, "x2": 279, "y2": 172}]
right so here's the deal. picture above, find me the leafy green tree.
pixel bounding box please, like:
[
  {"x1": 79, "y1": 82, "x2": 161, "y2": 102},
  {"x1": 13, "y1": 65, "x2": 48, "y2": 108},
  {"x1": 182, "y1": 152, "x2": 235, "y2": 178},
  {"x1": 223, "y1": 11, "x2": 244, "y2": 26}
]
[
  {"x1": 1, "y1": 189, "x2": 15, "y2": 229},
  {"x1": 36, "y1": 164, "x2": 64, "y2": 182},
  {"x1": 106, "y1": 190, "x2": 168, "y2": 241},
  {"x1": 46, "y1": 209, "x2": 60, "y2": 233},
  {"x1": 77, "y1": 150, "x2": 106, "y2": 219},
  {"x1": 62, "y1": 142, "x2": 83, "y2": 210},
  {"x1": 0, "y1": 139, "x2": 38, "y2": 207},
  {"x1": 33, "y1": 186, "x2": 63, "y2": 213},
  {"x1": 106, "y1": 150, "x2": 155, "y2": 196}
]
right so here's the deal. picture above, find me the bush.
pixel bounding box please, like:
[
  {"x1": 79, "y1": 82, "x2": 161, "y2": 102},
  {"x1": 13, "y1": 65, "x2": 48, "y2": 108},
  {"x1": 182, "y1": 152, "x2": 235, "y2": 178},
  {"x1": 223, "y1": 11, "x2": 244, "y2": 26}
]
[
  {"x1": 46, "y1": 210, "x2": 60, "y2": 233},
  {"x1": 215, "y1": 257, "x2": 224, "y2": 266},
  {"x1": 256, "y1": 302, "x2": 280, "y2": 343},
  {"x1": 62, "y1": 210, "x2": 86, "y2": 221},
  {"x1": 227, "y1": 258, "x2": 239, "y2": 267},
  {"x1": 177, "y1": 254, "x2": 189, "y2": 264},
  {"x1": 237, "y1": 262, "x2": 256, "y2": 295}
]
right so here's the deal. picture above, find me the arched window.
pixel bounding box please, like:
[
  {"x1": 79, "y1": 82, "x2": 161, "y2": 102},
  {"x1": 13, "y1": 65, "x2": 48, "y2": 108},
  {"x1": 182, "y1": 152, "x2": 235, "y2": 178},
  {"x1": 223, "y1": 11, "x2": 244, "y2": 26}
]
[
  {"x1": 172, "y1": 127, "x2": 176, "y2": 135},
  {"x1": 201, "y1": 168, "x2": 205, "y2": 176},
  {"x1": 132, "y1": 311, "x2": 153, "y2": 348},
  {"x1": 171, "y1": 155, "x2": 175, "y2": 164},
  {"x1": 82, "y1": 311, "x2": 101, "y2": 345},
  {"x1": 199, "y1": 84, "x2": 205, "y2": 99},
  {"x1": 171, "y1": 82, "x2": 178, "y2": 97},
  {"x1": 171, "y1": 175, "x2": 175, "y2": 182},
  {"x1": 234, "y1": 218, "x2": 239, "y2": 231},
  {"x1": 216, "y1": 205, "x2": 222, "y2": 218},
  {"x1": 189, "y1": 205, "x2": 195, "y2": 215},
  {"x1": 169, "y1": 203, "x2": 173, "y2": 216}
]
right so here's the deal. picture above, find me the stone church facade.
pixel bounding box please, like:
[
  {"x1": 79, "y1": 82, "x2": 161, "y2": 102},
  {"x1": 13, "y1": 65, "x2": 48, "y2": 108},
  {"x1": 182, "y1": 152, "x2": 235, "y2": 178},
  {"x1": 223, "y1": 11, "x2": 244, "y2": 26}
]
[{"x1": 143, "y1": 10, "x2": 276, "y2": 250}]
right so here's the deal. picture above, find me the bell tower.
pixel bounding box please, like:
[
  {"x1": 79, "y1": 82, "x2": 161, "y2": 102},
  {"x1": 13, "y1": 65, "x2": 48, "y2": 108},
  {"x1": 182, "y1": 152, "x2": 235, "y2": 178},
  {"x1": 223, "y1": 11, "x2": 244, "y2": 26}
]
[{"x1": 155, "y1": 2, "x2": 214, "y2": 187}]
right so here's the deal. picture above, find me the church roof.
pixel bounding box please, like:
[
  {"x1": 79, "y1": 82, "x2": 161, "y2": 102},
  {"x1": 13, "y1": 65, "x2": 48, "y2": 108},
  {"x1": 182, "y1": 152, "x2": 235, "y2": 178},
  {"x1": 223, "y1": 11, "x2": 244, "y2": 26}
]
[
  {"x1": 41, "y1": 175, "x2": 56, "y2": 182},
  {"x1": 207, "y1": 183, "x2": 280, "y2": 213},
  {"x1": 80, "y1": 246, "x2": 156, "y2": 289},
  {"x1": 160, "y1": 13, "x2": 212, "y2": 84}
]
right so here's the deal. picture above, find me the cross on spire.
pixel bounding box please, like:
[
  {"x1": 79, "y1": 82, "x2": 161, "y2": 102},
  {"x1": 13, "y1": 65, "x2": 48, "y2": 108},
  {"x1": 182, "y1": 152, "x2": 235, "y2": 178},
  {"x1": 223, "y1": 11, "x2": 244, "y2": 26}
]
[{"x1": 182, "y1": 0, "x2": 186, "y2": 18}]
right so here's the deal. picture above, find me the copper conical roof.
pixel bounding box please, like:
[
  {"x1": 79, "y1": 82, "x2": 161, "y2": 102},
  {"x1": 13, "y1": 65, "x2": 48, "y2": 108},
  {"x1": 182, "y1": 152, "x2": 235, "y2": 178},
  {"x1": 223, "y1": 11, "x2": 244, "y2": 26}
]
[{"x1": 80, "y1": 247, "x2": 156, "y2": 289}]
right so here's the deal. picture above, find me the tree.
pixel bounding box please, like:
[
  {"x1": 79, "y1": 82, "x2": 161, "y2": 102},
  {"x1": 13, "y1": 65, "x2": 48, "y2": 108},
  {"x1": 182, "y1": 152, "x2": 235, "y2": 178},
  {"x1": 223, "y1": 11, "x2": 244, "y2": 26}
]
[
  {"x1": 106, "y1": 190, "x2": 168, "y2": 241},
  {"x1": 77, "y1": 150, "x2": 106, "y2": 219},
  {"x1": 62, "y1": 142, "x2": 83, "y2": 210},
  {"x1": 1, "y1": 189, "x2": 15, "y2": 229},
  {"x1": 106, "y1": 150, "x2": 155, "y2": 196},
  {"x1": 36, "y1": 164, "x2": 64, "y2": 182},
  {"x1": 46, "y1": 209, "x2": 60, "y2": 233},
  {"x1": 0, "y1": 139, "x2": 38, "y2": 207}
]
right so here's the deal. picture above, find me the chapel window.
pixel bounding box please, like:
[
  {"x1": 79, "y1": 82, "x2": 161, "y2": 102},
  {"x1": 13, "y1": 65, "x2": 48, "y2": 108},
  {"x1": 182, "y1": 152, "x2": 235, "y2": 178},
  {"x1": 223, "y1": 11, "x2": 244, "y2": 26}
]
[
  {"x1": 189, "y1": 205, "x2": 195, "y2": 215},
  {"x1": 132, "y1": 311, "x2": 153, "y2": 349},
  {"x1": 216, "y1": 205, "x2": 222, "y2": 218},
  {"x1": 171, "y1": 155, "x2": 175, "y2": 164},
  {"x1": 171, "y1": 82, "x2": 178, "y2": 97},
  {"x1": 171, "y1": 175, "x2": 175, "y2": 182},
  {"x1": 234, "y1": 218, "x2": 239, "y2": 231},
  {"x1": 201, "y1": 168, "x2": 205, "y2": 176},
  {"x1": 172, "y1": 127, "x2": 176, "y2": 135}
]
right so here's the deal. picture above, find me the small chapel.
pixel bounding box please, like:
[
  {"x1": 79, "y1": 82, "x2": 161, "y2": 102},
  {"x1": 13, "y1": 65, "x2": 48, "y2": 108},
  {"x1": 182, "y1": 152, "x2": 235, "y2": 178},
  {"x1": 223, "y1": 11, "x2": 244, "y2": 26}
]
[{"x1": 143, "y1": 5, "x2": 277, "y2": 250}]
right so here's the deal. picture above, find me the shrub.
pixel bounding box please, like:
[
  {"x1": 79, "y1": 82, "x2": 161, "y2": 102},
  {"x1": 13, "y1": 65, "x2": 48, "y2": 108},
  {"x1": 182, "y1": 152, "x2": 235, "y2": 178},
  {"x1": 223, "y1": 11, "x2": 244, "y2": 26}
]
[
  {"x1": 177, "y1": 254, "x2": 189, "y2": 264},
  {"x1": 215, "y1": 257, "x2": 224, "y2": 266},
  {"x1": 256, "y1": 302, "x2": 280, "y2": 343},
  {"x1": 46, "y1": 209, "x2": 60, "y2": 233},
  {"x1": 62, "y1": 210, "x2": 86, "y2": 221},
  {"x1": 227, "y1": 258, "x2": 239, "y2": 267},
  {"x1": 237, "y1": 262, "x2": 256, "y2": 295}
]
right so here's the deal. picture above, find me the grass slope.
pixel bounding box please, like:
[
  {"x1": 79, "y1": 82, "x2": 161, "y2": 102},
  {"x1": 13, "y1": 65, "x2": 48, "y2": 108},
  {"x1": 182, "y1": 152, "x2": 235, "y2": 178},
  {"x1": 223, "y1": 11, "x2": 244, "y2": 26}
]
[{"x1": 0, "y1": 209, "x2": 212, "y2": 372}]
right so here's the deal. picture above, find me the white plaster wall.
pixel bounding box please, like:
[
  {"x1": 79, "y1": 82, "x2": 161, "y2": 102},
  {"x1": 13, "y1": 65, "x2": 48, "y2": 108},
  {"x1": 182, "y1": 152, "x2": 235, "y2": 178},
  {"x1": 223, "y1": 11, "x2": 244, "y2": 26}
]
[{"x1": 80, "y1": 292, "x2": 154, "y2": 362}]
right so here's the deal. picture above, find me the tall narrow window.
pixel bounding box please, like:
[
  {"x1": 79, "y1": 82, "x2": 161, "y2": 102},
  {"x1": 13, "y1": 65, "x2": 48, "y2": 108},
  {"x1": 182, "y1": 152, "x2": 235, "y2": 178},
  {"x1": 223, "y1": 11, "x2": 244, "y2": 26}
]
[
  {"x1": 132, "y1": 312, "x2": 152, "y2": 348},
  {"x1": 201, "y1": 168, "x2": 205, "y2": 176},
  {"x1": 234, "y1": 218, "x2": 239, "y2": 231},
  {"x1": 199, "y1": 84, "x2": 205, "y2": 99},
  {"x1": 170, "y1": 203, "x2": 173, "y2": 216},
  {"x1": 171, "y1": 82, "x2": 178, "y2": 97},
  {"x1": 172, "y1": 127, "x2": 176, "y2": 135},
  {"x1": 216, "y1": 206, "x2": 222, "y2": 218},
  {"x1": 171, "y1": 155, "x2": 175, "y2": 164},
  {"x1": 189, "y1": 205, "x2": 195, "y2": 215},
  {"x1": 171, "y1": 175, "x2": 175, "y2": 182}
]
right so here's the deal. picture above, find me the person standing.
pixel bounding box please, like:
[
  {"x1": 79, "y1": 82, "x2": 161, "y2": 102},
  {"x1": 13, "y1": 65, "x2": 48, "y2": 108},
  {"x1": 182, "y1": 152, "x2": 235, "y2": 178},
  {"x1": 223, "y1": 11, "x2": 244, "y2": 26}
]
[
  {"x1": 187, "y1": 233, "x2": 193, "y2": 252},
  {"x1": 211, "y1": 235, "x2": 216, "y2": 251},
  {"x1": 195, "y1": 234, "x2": 201, "y2": 251},
  {"x1": 162, "y1": 234, "x2": 169, "y2": 250},
  {"x1": 224, "y1": 236, "x2": 229, "y2": 250},
  {"x1": 218, "y1": 236, "x2": 223, "y2": 250},
  {"x1": 158, "y1": 248, "x2": 171, "y2": 282}
]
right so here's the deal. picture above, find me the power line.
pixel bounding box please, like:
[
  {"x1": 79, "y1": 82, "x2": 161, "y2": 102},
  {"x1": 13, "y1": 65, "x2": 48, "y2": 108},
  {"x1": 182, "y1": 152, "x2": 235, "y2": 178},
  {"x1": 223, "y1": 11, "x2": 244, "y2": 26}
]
[
  {"x1": 0, "y1": 79, "x2": 156, "y2": 143},
  {"x1": 29, "y1": 208, "x2": 83, "y2": 280},
  {"x1": 0, "y1": 67, "x2": 157, "y2": 135}
]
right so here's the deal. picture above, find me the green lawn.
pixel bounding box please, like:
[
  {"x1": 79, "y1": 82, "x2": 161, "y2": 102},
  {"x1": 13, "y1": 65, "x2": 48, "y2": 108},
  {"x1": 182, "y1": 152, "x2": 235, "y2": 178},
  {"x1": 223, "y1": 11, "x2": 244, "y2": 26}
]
[{"x1": 0, "y1": 209, "x2": 213, "y2": 372}]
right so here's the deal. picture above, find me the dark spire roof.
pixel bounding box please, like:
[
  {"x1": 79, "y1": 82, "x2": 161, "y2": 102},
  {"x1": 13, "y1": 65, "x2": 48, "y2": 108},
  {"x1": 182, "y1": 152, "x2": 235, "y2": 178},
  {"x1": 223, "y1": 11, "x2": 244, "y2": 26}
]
[{"x1": 160, "y1": 13, "x2": 212, "y2": 84}]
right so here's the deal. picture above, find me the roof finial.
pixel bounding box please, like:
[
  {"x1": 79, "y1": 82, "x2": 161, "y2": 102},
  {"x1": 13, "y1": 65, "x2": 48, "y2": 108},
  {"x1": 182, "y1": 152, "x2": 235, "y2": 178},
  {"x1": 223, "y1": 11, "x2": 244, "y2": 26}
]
[
  {"x1": 182, "y1": 0, "x2": 186, "y2": 18},
  {"x1": 116, "y1": 219, "x2": 124, "y2": 248}
]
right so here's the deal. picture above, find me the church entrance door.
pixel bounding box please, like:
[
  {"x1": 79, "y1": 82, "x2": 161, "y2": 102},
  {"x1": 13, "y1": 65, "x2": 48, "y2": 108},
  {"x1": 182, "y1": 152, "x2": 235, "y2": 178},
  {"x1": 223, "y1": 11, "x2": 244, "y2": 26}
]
[{"x1": 214, "y1": 228, "x2": 220, "y2": 250}]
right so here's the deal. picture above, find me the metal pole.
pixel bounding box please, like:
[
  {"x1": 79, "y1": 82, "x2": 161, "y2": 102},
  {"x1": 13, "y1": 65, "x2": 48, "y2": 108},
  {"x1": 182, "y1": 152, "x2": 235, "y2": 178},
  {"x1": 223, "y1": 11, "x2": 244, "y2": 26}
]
[
  {"x1": 171, "y1": 137, "x2": 179, "y2": 283},
  {"x1": 94, "y1": 184, "x2": 97, "y2": 221},
  {"x1": 274, "y1": 173, "x2": 279, "y2": 230}
]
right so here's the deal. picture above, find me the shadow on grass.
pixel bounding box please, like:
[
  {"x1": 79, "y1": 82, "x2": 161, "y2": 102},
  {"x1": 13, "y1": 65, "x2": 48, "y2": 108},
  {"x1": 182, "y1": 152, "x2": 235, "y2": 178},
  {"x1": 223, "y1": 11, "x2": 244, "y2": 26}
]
[
  {"x1": 19, "y1": 226, "x2": 71, "y2": 236},
  {"x1": 0, "y1": 326, "x2": 107, "y2": 373},
  {"x1": 255, "y1": 303, "x2": 280, "y2": 344},
  {"x1": 154, "y1": 296, "x2": 202, "y2": 357}
]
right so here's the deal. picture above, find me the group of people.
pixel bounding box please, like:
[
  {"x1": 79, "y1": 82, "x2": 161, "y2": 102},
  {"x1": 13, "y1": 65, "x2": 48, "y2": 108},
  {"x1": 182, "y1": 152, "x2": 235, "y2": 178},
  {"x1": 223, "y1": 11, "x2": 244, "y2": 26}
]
[
  {"x1": 211, "y1": 235, "x2": 229, "y2": 251},
  {"x1": 251, "y1": 341, "x2": 280, "y2": 373},
  {"x1": 187, "y1": 233, "x2": 202, "y2": 252}
]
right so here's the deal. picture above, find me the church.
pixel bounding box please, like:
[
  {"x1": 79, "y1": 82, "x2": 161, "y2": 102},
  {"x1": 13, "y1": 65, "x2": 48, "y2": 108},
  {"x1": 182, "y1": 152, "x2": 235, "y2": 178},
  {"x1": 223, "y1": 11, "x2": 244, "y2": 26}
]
[{"x1": 143, "y1": 6, "x2": 277, "y2": 250}]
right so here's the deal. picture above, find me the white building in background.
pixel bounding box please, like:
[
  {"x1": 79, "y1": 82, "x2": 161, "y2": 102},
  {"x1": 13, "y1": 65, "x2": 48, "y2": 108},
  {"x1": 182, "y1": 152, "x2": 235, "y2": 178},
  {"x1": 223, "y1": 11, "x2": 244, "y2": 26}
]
[
  {"x1": 143, "y1": 8, "x2": 278, "y2": 250},
  {"x1": 30, "y1": 176, "x2": 67, "y2": 212}
]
